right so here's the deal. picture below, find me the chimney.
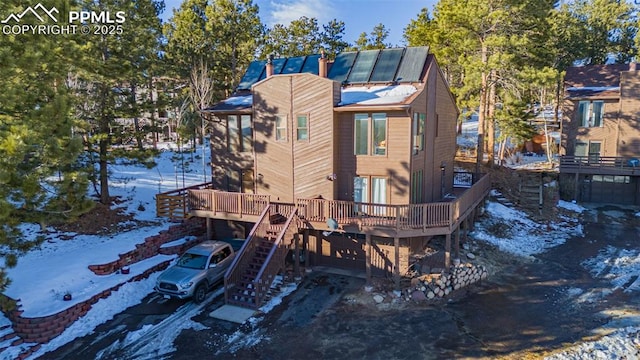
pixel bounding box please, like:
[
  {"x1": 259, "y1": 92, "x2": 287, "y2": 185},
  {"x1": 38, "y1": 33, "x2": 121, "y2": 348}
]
[
  {"x1": 266, "y1": 54, "x2": 274, "y2": 77},
  {"x1": 318, "y1": 50, "x2": 327, "y2": 78}
]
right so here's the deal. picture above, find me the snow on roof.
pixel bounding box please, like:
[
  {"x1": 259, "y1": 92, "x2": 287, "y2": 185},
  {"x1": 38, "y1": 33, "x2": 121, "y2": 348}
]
[
  {"x1": 224, "y1": 95, "x2": 253, "y2": 106},
  {"x1": 339, "y1": 84, "x2": 418, "y2": 106}
]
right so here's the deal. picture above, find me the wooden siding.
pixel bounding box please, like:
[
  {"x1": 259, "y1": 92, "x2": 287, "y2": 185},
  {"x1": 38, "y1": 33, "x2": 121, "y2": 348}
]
[
  {"x1": 561, "y1": 98, "x2": 619, "y2": 156},
  {"x1": 562, "y1": 69, "x2": 640, "y2": 158},
  {"x1": 619, "y1": 71, "x2": 640, "y2": 157},
  {"x1": 253, "y1": 74, "x2": 337, "y2": 202},
  {"x1": 409, "y1": 56, "x2": 458, "y2": 202},
  {"x1": 335, "y1": 111, "x2": 412, "y2": 204},
  {"x1": 207, "y1": 114, "x2": 254, "y2": 190},
  {"x1": 433, "y1": 59, "x2": 458, "y2": 196}
]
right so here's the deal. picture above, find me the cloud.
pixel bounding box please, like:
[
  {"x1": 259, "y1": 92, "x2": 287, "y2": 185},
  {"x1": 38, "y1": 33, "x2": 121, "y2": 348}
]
[{"x1": 266, "y1": 0, "x2": 337, "y2": 27}]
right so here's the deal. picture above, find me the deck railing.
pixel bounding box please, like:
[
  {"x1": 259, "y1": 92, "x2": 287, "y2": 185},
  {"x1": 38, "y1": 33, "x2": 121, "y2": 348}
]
[
  {"x1": 182, "y1": 173, "x2": 491, "y2": 232},
  {"x1": 188, "y1": 190, "x2": 270, "y2": 218},
  {"x1": 156, "y1": 182, "x2": 213, "y2": 219},
  {"x1": 560, "y1": 155, "x2": 640, "y2": 173}
]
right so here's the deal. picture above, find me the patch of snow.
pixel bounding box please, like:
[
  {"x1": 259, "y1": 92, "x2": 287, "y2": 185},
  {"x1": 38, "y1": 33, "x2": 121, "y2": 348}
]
[
  {"x1": 558, "y1": 200, "x2": 586, "y2": 214},
  {"x1": 339, "y1": 85, "x2": 417, "y2": 106},
  {"x1": 472, "y1": 198, "x2": 583, "y2": 257},
  {"x1": 583, "y1": 246, "x2": 640, "y2": 293},
  {"x1": 224, "y1": 95, "x2": 253, "y2": 106},
  {"x1": 545, "y1": 326, "x2": 640, "y2": 360}
]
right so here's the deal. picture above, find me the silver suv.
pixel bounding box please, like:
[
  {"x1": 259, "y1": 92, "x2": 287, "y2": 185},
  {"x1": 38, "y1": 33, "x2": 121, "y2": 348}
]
[{"x1": 155, "y1": 240, "x2": 235, "y2": 303}]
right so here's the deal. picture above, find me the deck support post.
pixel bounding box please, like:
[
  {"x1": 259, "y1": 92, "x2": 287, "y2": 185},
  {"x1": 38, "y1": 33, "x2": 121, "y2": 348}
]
[
  {"x1": 303, "y1": 230, "x2": 310, "y2": 266},
  {"x1": 394, "y1": 236, "x2": 400, "y2": 290},
  {"x1": 444, "y1": 233, "x2": 451, "y2": 272},
  {"x1": 206, "y1": 218, "x2": 213, "y2": 239},
  {"x1": 574, "y1": 172, "x2": 580, "y2": 201},
  {"x1": 454, "y1": 226, "x2": 461, "y2": 261},
  {"x1": 365, "y1": 234, "x2": 372, "y2": 285},
  {"x1": 294, "y1": 233, "x2": 300, "y2": 278}
]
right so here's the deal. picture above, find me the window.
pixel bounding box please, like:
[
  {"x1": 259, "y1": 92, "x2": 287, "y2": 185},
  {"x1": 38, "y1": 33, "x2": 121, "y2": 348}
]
[
  {"x1": 241, "y1": 115, "x2": 253, "y2": 152},
  {"x1": 226, "y1": 170, "x2": 240, "y2": 192},
  {"x1": 588, "y1": 141, "x2": 601, "y2": 163},
  {"x1": 241, "y1": 169, "x2": 254, "y2": 194},
  {"x1": 354, "y1": 113, "x2": 387, "y2": 156},
  {"x1": 411, "y1": 170, "x2": 424, "y2": 203},
  {"x1": 575, "y1": 141, "x2": 587, "y2": 156},
  {"x1": 228, "y1": 115, "x2": 253, "y2": 152},
  {"x1": 412, "y1": 112, "x2": 425, "y2": 153},
  {"x1": 227, "y1": 115, "x2": 239, "y2": 152},
  {"x1": 275, "y1": 115, "x2": 287, "y2": 141},
  {"x1": 577, "y1": 100, "x2": 604, "y2": 127},
  {"x1": 372, "y1": 113, "x2": 387, "y2": 156},
  {"x1": 354, "y1": 114, "x2": 369, "y2": 155},
  {"x1": 353, "y1": 176, "x2": 389, "y2": 214},
  {"x1": 296, "y1": 114, "x2": 309, "y2": 141}
]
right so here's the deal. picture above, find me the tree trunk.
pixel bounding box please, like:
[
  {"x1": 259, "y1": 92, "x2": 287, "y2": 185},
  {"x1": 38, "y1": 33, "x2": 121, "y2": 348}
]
[
  {"x1": 486, "y1": 71, "x2": 497, "y2": 168},
  {"x1": 475, "y1": 43, "x2": 488, "y2": 174},
  {"x1": 131, "y1": 83, "x2": 144, "y2": 151}
]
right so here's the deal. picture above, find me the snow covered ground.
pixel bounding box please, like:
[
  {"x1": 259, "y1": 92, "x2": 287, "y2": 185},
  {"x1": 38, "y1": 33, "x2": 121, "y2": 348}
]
[{"x1": 0, "y1": 136, "x2": 639, "y2": 359}]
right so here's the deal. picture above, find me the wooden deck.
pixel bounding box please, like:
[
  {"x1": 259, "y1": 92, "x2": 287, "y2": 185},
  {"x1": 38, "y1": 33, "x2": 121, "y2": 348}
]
[
  {"x1": 560, "y1": 155, "x2": 640, "y2": 176},
  {"x1": 171, "y1": 173, "x2": 491, "y2": 238}
]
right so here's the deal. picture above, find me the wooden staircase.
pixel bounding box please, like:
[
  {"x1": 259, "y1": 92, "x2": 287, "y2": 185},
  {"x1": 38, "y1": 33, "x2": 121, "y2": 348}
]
[
  {"x1": 224, "y1": 203, "x2": 298, "y2": 309},
  {"x1": 518, "y1": 171, "x2": 543, "y2": 209}
]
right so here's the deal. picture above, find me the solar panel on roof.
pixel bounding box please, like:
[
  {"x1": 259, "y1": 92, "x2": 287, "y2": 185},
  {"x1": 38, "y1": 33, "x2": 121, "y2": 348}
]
[
  {"x1": 281, "y1": 56, "x2": 305, "y2": 74},
  {"x1": 347, "y1": 50, "x2": 380, "y2": 83},
  {"x1": 301, "y1": 54, "x2": 321, "y2": 74},
  {"x1": 258, "y1": 58, "x2": 287, "y2": 80},
  {"x1": 328, "y1": 52, "x2": 357, "y2": 83},
  {"x1": 395, "y1": 46, "x2": 429, "y2": 82},
  {"x1": 370, "y1": 48, "x2": 404, "y2": 83},
  {"x1": 237, "y1": 60, "x2": 266, "y2": 90}
]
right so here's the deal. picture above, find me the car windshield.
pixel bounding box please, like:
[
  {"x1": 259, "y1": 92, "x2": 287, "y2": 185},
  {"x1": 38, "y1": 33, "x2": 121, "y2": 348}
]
[{"x1": 176, "y1": 253, "x2": 208, "y2": 269}]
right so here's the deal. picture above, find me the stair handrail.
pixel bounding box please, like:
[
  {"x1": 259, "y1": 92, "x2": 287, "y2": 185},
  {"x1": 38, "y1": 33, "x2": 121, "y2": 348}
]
[
  {"x1": 252, "y1": 208, "x2": 298, "y2": 307},
  {"x1": 224, "y1": 204, "x2": 270, "y2": 304}
]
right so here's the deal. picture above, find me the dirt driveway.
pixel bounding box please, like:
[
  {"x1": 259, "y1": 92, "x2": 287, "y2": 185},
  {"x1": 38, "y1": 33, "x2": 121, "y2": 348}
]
[{"x1": 171, "y1": 205, "x2": 640, "y2": 360}]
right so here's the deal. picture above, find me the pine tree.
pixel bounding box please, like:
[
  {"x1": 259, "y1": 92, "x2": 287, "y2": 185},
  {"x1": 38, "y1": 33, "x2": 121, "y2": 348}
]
[{"x1": 0, "y1": 0, "x2": 88, "y2": 304}]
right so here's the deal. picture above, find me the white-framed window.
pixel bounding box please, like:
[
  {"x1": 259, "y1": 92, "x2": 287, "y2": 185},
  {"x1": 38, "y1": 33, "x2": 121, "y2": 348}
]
[
  {"x1": 354, "y1": 113, "x2": 387, "y2": 156},
  {"x1": 577, "y1": 100, "x2": 604, "y2": 127},
  {"x1": 296, "y1": 114, "x2": 309, "y2": 141},
  {"x1": 275, "y1": 115, "x2": 287, "y2": 141}
]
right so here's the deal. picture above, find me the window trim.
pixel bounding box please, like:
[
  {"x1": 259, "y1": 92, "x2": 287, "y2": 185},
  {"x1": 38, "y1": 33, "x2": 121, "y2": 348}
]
[
  {"x1": 354, "y1": 112, "x2": 388, "y2": 156},
  {"x1": 275, "y1": 114, "x2": 288, "y2": 142},
  {"x1": 413, "y1": 112, "x2": 425, "y2": 154},
  {"x1": 296, "y1": 113, "x2": 309, "y2": 142},
  {"x1": 577, "y1": 100, "x2": 604, "y2": 128}
]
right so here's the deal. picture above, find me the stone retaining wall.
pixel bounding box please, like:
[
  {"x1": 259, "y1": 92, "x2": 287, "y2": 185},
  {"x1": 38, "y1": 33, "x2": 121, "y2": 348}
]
[
  {"x1": 88, "y1": 218, "x2": 205, "y2": 275},
  {"x1": 2, "y1": 217, "x2": 207, "y2": 359},
  {"x1": 408, "y1": 262, "x2": 488, "y2": 301}
]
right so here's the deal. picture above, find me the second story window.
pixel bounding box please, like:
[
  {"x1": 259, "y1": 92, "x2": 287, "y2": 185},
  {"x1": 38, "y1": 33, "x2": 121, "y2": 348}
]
[
  {"x1": 241, "y1": 115, "x2": 253, "y2": 152},
  {"x1": 227, "y1": 115, "x2": 239, "y2": 152},
  {"x1": 354, "y1": 113, "x2": 387, "y2": 156},
  {"x1": 275, "y1": 115, "x2": 287, "y2": 141},
  {"x1": 372, "y1": 113, "x2": 387, "y2": 156},
  {"x1": 228, "y1": 115, "x2": 253, "y2": 152},
  {"x1": 412, "y1": 112, "x2": 425, "y2": 153},
  {"x1": 577, "y1": 100, "x2": 604, "y2": 127},
  {"x1": 296, "y1": 114, "x2": 309, "y2": 141}
]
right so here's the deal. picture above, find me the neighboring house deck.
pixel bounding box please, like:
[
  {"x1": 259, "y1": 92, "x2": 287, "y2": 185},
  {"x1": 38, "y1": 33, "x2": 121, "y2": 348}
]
[{"x1": 560, "y1": 64, "x2": 640, "y2": 205}]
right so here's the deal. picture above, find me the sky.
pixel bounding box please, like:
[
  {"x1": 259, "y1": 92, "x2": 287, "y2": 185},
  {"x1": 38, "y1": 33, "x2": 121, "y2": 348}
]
[
  {"x1": 161, "y1": 0, "x2": 438, "y2": 47},
  {"x1": 0, "y1": 120, "x2": 639, "y2": 358}
]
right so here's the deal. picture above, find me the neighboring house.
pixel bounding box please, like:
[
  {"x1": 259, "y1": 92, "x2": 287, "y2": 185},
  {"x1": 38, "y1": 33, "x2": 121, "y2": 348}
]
[
  {"x1": 157, "y1": 47, "x2": 491, "y2": 309},
  {"x1": 560, "y1": 64, "x2": 640, "y2": 205}
]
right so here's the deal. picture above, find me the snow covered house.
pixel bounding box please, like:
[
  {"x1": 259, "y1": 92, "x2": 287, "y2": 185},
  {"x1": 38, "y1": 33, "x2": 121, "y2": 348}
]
[
  {"x1": 560, "y1": 64, "x2": 640, "y2": 205},
  {"x1": 157, "y1": 47, "x2": 491, "y2": 309}
]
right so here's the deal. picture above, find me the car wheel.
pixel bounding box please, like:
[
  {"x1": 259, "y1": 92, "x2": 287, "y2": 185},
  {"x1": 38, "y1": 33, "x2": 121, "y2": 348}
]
[{"x1": 193, "y1": 283, "x2": 207, "y2": 304}]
